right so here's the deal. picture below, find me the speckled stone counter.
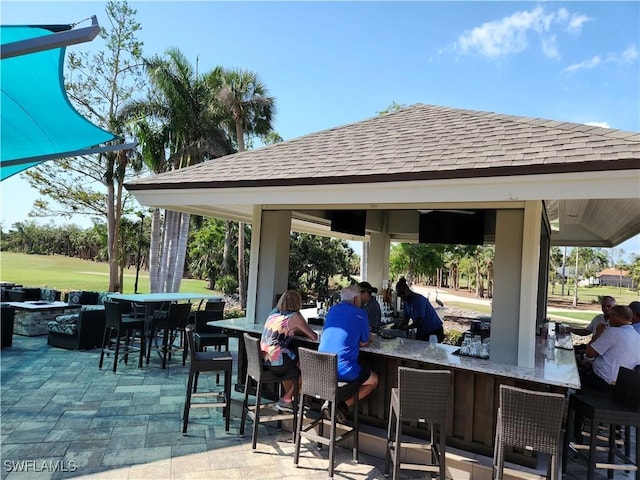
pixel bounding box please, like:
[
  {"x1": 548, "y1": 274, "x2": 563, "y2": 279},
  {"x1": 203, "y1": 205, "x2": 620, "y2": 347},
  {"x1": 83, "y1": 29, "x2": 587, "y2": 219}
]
[
  {"x1": 212, "y1": 317, "x2": 580, "y2": 389},
  {"x1": 212, "y1": 317, "x2": 580, "y2": 463}
]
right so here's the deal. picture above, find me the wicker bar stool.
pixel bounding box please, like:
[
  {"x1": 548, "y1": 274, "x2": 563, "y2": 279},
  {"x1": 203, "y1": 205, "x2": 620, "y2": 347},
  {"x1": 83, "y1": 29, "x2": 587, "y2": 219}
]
[
  {"x1": 563, "y1": 366, "x2": 640, "y2": 480},
  {"x1": 293, "y1": 347, "x2": 359, "y2": 479},
  {"x1": 493, "y1": 385, "x2": 566, "y2": 480},
  {"x1": 239, "y1": 333, "x2": 299, "y2": 449},
  {"x1": 384, "y1": 367, "x2": 451, "y2": 480},
  {"x1": 182, "y1": 324, "x2": 232, "y2": 433},
  {"x1": 99, "y1": 300, "x2": 146, "y2": 373}
]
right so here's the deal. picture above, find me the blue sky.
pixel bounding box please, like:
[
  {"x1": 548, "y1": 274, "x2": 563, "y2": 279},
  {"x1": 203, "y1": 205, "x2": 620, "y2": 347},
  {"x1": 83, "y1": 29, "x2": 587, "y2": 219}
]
[{"x1": 1, "y1": 1, "x2": 639, "y2": 257}]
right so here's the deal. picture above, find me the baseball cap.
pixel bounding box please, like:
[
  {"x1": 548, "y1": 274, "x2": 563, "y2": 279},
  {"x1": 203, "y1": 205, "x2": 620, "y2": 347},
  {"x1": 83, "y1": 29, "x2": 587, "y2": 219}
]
[{"x1": 358, "y1": 281, "x2": 378, "y2": 294}]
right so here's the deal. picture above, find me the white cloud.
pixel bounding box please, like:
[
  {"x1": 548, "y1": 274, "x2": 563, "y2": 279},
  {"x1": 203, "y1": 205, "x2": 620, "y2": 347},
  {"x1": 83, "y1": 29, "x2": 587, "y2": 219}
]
[
  {"x1": 563, "y1": 44, "x2": 638, "y2": 72},
  {"x1": 563, "y1": 55, "x2": 601, "y2": 72},
  {"x1": 567, "y1": 14, "x2": 590, "y2": 34},
  {"x1": 541, "y1": 35, "x2": 559, "y2": 59},
  {"x1": 619, "y1": 44, "x2": 638, "y2": 63},
  {"x1": 452, "y1": 5, "x2": 590, "y2": 59},
  {"x1": 585, "y1": 122, "x2": 610, "y2": 129}
]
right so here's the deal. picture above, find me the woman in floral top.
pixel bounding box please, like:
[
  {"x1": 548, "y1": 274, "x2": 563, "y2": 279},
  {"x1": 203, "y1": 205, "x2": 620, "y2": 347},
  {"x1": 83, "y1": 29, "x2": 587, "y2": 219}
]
[{"x1": 260, "y1": 289, "x2": 318, "y2": 412}]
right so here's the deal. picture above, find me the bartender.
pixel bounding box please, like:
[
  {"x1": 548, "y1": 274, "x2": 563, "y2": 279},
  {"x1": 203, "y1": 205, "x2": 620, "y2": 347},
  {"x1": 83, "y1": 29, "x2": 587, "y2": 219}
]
[
  {"x1": 358, "y1": 281, "x2": 381, "y2": 332},
  {"x1": 394, "y1": 277, "x2": 444, "y2": 342}
]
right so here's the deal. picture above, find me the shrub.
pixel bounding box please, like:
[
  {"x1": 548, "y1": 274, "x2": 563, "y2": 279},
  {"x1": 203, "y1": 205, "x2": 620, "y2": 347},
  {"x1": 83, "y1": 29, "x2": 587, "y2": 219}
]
[
  {"x1": 443, "y1": 329, "x2": 464, "y2": 346},
  {"x1": 215, "y1": 275, "x2": 238, "y2": 295}
]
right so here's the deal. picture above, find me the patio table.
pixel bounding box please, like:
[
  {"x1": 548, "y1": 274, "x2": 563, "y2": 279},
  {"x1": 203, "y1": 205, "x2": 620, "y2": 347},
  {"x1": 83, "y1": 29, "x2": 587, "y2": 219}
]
[{"x1": 107, "y1": 293, "x2": 224, "y2": 364}]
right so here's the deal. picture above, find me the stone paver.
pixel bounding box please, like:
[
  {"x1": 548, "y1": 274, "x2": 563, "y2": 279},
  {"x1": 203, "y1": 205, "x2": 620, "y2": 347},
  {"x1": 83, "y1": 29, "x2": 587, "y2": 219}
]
[{"x1": 1, "y1": 334, "x2": 635, "y2": 479}]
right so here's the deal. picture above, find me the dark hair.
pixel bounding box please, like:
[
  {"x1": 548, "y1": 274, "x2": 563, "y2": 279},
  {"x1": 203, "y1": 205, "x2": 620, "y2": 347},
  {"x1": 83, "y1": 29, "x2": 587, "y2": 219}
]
[{"x1": 395, "y1": 277, "x2": 409, "y2": 294}]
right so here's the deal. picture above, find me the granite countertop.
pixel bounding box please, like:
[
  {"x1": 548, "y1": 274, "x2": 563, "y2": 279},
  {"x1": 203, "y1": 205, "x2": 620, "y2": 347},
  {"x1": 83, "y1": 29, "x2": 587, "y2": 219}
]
[{"x1": 211, "y1": 317, "x2": 580, "y2": 389}]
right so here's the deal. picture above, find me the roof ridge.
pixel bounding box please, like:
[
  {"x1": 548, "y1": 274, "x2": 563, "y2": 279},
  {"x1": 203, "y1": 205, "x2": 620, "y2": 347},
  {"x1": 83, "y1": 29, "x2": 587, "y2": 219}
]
[{"x1": 407, "y1": 104, "x2": 640, "y2": 141}]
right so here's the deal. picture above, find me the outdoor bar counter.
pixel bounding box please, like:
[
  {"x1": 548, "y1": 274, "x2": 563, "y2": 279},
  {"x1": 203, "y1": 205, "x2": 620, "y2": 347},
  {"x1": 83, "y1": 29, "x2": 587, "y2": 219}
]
[{"x1": 212, "y1": 317, "x2": 580, "y2": 462}]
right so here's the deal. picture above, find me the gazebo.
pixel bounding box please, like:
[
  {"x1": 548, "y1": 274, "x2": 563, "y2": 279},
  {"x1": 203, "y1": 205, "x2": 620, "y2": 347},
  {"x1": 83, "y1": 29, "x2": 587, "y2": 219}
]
[{"x1": 125, "y1": 104, "x2": 640, "y2": 367}]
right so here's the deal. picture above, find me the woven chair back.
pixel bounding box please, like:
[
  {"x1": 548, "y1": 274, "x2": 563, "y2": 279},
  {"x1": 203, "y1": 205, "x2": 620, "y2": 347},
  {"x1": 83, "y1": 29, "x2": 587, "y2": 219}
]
[
  {"x1": 612, "y1": 366, "x2": 640, "y2": 412},
  {"x1": 205, "y1": 300, "x2": 225, "y2": 312},
  {"x1": 166, "y1": 302, "x2": 192, "y2": 329},
  {"x1": 194, "y1": 309, "x2": 224, "y2": 333},
  {"x1": 103, "y1": 300, "x2": 123, "y2": 329},
  {"x1": 185, "y1": 324, "x2": 197, "y2": 363},
  {"x1": 397, "y1": 367, "x2": 451, "y2": 422},
  {"x1": 499, "y1": 385, "x2": 565, "y2": 455},
  {"x1": 298, "y1": 347, "x2": 338, "y2": 401},
  {"x1": 243, "y1": 333, "x2": 266, "y2": 381}
]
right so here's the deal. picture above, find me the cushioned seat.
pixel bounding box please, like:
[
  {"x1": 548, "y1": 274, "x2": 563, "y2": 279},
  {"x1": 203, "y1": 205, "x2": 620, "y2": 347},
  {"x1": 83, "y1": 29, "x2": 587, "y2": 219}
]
[{"x1": 47, "y1": 306, "x2": 106, "y2": 350}]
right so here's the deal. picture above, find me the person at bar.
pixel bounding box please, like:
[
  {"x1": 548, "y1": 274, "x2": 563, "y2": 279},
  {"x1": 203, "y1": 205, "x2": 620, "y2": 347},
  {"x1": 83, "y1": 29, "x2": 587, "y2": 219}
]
[
  {"x1": 319, "y1": 284, "x2": 379, "y2": 423},
  {"x1": 568, "y1": 295, "x2": 615, "y2": 337},
  {"x1": 577, "y1": 305, "x2": 640, "y2": 391},
  {"x1": 393, "y1": 277, "x2": 444, "y2": 342},
  {"x1": 358, "y1": 281, "x2": 381, "y2": 333},
  {"x1": 260, "y1": 289, "x2": 318, "y2": 413}
]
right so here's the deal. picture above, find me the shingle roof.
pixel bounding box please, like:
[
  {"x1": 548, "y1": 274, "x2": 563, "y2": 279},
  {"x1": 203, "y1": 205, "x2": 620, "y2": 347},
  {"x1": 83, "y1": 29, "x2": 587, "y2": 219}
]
[
  {"x1": 126, "y1": 104, "x2": 640, "y2": 190},
  {"x1": 597, "y1": 268, "x2": 630, "y2": 277}
]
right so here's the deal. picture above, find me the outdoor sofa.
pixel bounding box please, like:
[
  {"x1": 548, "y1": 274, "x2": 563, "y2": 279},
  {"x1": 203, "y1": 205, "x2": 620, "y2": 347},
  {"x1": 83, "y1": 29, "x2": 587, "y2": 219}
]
[{"x1": 47, "y1": 290, "x2": 112, "y2": 350}]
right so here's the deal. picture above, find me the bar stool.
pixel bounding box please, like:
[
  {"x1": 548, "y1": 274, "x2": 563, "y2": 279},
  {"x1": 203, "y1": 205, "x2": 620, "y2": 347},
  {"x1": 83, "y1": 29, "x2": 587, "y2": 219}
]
[
  {"x1": 493, "y1": 385, "x2": 566, "y2": 480},
  {"x1": 239, "y1": 333, "x2": 299, "y2": 449},
  {"x1": 563, "y1": 366, "x2": 640, "y2": 480},
  {"x1": 384, "y1": 367, "x2": 451, "y2": 480},
  {"x1": 146, "y1": 302, "x2": 191, "y2": 369},
  {"x1": 182, "y1": 324, "x2": 232, "y2": 433},
  {"x1": 293, "y1": 347, "x2": 359, "y2": 479},
  {"x1": 99, "y1": 300, "x2": 146, "y2": 373}
]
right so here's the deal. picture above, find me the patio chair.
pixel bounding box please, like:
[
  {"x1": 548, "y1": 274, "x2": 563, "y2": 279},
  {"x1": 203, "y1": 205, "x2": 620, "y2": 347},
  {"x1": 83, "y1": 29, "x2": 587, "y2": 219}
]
[
  {"x1": 293, "y1": 347, "x2": 359, "y2": 479},
  {"x1": 99, "y1": 300, "x2": 146, "y2": 373},
  {"x1": 493, "y1": 384, "x2": 566, "y2": 480},
  {"x1": 240, "y1": 333, "x2": 299, "y2": 449},
  {"x1": 384, "y1": 367, "x2": 451, "y2": 480},
  {"x1": 182, "y1": 324, "x2": 232, "y2": 433},
  {"x1": 563, "y1": 366, "x2": 640, "y2": 480},
  {"x1": 146, "y1": 302, "x2": 192, "y2": 369}
]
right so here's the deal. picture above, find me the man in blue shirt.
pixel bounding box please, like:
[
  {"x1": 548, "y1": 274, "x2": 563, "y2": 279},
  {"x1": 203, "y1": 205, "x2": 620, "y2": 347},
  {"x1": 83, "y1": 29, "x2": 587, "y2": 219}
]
[
  {"x1": 319, "y1": 285, "x2": 379, "y2": 423},
  {"x1": 395, "y1": 277, "x2": 444, "y2": 342}
]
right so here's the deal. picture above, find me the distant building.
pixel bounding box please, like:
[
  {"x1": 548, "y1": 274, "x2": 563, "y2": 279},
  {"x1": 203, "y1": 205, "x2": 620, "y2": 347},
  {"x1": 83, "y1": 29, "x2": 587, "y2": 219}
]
[{"x1": 596, "y1": 268, "x2": 636, "y2": 288}]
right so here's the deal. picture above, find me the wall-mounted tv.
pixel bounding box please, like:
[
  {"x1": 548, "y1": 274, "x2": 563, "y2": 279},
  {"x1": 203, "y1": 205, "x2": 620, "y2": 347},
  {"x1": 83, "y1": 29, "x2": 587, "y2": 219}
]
[
  {"x1": 330, "y1": 210, "x2": 367, "y2": 237},
  {"x1": 419, "y1": 210, "x2": 485, "y2": 245}
]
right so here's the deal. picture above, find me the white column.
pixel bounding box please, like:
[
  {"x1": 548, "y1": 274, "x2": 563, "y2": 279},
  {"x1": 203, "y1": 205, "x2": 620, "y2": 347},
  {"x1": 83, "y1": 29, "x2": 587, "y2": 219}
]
[
  {"x1": 366, "y1": 232, "x2": 391, "y2": 291},
  {"x1": 246, "y1": 208, "x2": 292, "y2": 323},
  {"x1": 491, "y1": 209, "x2": 524, "y2": 365},
  {"x1": 517, "y1": 201, "x2": 542, "y2": 367}
]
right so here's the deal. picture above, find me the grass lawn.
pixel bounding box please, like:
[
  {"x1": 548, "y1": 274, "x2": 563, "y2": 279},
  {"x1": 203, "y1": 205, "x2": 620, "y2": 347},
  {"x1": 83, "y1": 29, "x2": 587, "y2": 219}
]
[{"x1": 0, "y1": 252, "x2": 215, "y2": 295}]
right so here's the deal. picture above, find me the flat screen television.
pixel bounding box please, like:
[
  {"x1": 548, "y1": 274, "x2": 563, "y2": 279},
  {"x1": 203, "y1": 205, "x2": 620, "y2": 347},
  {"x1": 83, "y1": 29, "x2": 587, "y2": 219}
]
[
  {"x1": 330, "y1": 210, "x2": 366, "y2": 237},
  {"x1": 419, "y1": 210, "x2": 485, "y2": 245}
]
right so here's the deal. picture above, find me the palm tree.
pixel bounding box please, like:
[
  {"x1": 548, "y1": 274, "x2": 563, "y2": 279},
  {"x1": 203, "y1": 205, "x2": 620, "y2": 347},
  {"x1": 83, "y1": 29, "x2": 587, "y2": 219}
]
[
  {"x1": 124, "y1": 48, "x2": 232, "y2": 292},
  {"x1": 210, "y1": 68, "x2": 276, "y2": 308}
]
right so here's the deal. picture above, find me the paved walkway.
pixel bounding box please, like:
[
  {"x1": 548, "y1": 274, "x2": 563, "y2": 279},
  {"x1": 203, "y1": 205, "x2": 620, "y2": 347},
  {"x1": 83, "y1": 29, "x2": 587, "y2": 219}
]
[{"x1": 1, "y1": 335, "x2": 635, "y2": 479}]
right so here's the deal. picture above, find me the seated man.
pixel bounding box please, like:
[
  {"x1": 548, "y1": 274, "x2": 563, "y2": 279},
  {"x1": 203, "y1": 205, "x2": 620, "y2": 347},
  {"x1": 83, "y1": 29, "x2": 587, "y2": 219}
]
[
  {"x1": 578, "y1": 305, "x2": 640, "y2": 391},
  {"x1": 319, "y1": 284, "x2": 379, "y2": 423},
  {"x1": 358, "y1": 281, "x2": 381, "y2": 333},
  {"x1": 569, "y1": 295, "x2": 615, "y2": 337}
]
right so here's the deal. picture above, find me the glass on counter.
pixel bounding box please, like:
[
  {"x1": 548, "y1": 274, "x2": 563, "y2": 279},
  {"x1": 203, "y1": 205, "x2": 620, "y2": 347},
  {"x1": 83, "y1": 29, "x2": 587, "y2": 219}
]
[{"x1": 459, "y1": 333, "x2": 490, "y2": 359}]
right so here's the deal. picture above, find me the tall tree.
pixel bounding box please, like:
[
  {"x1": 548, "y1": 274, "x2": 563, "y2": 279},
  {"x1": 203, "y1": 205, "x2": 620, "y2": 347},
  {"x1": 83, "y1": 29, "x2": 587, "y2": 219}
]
[
  {"x1": 124, "y1": 49, "x2": 232, "y2": 292},
  {"x1": 25, "y1": 1, "x2": 145, "y2": 292},
  {"x1": 213, "y1": 68, "x2": 275, "y2": 308}
]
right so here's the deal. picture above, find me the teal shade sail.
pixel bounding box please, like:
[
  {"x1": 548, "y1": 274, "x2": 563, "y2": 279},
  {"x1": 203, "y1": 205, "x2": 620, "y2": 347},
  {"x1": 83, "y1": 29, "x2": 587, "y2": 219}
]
[{"x1": 1, "y1": 20, "x2": 120, "y2": 181}]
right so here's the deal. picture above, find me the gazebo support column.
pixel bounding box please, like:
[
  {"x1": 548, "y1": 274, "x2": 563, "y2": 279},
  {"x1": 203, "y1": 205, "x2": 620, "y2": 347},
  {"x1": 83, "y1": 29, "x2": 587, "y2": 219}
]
[
  {"x1": 246, "y1": 208, "x2": 292, "y2": 323},
  {"x1": 366, "y1": 232, "x2": 391, "y2": 292}
]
